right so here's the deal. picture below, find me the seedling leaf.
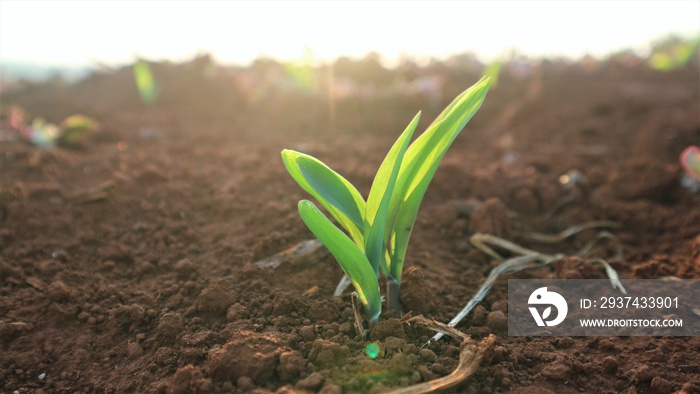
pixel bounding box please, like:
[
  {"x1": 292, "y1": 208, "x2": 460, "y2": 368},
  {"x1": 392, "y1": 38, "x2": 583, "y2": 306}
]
[
  {"x1": 282, "y1": 149, "x2": 366, "y2": 248},
  {"x1": 388, "y1": 77, "x2": 491, "y2": 281},
  {"x1": 298, "y1": 200, "x2": 381, "y2": 325},
  {"x1": 296, "y1": 155, "x2": 365, "y2": 230},
  {"x1": 364, "y1": 112, "x2": 420, "y2": 275}
]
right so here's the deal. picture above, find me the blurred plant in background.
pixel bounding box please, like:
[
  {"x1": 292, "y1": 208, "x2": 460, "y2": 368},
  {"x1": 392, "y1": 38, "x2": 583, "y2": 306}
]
[
  {"x1": 284, "y1": 46, "x2": 319, "y2": 94},
  {"x1": 680, "y1": 146, "x2": 700, "y2": 193},
  {"x1": 0, "y1": 106, "x2": 97, "y2": 148},
  {"x1": 648, "y1": 35, "x2": 700, "y2": 72},
  {"x1": 133, "y1": 59, "x2": 159, "y2": 104}
]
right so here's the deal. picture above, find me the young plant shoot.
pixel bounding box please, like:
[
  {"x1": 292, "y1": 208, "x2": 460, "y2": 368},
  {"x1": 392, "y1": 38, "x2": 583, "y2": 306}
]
[{"x1": 282, "y1": 77, "x2": 491, "y2": 328}]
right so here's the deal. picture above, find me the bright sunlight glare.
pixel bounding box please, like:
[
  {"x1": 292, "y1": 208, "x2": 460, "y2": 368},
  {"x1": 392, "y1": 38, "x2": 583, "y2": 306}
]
[{"x1": 1, "y1": 0, "x2": 698, "y2": 67}]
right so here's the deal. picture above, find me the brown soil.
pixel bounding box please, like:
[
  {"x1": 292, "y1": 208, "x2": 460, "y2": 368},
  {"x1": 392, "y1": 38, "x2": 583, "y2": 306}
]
[{"x1": 1, "y1": 55, "x2": 699, "y2": 394}]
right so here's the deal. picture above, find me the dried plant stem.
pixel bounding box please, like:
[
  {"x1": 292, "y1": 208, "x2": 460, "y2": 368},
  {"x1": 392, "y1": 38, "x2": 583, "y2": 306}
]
[
  {"x1": 387, "y1": 315, "x2": 495, "y2": 394},
  {"x1": 429, "y1": 223, "x2": 627, "y2": 344},
  {"x1": 402, "y1": 315, "x2": 469, "y2": 341},
  {"x1": 253, "y1": 239, "x2": 328, "y2": 270},
  {"x1": 351, "y1": 293, "x2": 369, "y2": 339},
  {"x1": 519, "y1": 220, "x2": 619, "y2": 245}
]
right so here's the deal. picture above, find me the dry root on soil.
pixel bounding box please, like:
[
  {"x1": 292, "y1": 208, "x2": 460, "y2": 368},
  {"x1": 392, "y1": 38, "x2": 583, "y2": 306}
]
[
  {"x1": 252, "y1": 239, "x2": 328, "y2": 269},
  {"x1": 430, "y1": 221, "x2": 626, "y2": 343},
  {"x1": 383, "y1": 315, "x2": 496, "y2": 394}
]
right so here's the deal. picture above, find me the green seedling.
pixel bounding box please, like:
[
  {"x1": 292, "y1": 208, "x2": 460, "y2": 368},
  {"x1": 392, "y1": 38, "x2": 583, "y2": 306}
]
[
  {"x1": 285, "y1": 46, "x2": 318, "y2": 93},
  {"x1": 648, "y1": 36, "x2": 699, "y2": 72},
  {"x1": 482, "y1": 60, "x2": 503, "y2": 87},
  {"x1": 20, "y1": 113, "x2": 97, "y2": 148},
  {"x1": 58, "y1": 115, "x2": 98, "y2": 145},
  {"x1": 133, "y1": 59, "x2": 159, "y2": 104},
  {"x1": 24, "y1": 118, "x2": 60, "y2": 147},
  {"x1": 282, "y1": 77, "x2": 491, "y2": 329},
  {"x1": 680, "y1": 145, "x2": 700, "y2": 193},
  {"x1": 680, "y1": 146, "x2": 700, "y2": 179}
]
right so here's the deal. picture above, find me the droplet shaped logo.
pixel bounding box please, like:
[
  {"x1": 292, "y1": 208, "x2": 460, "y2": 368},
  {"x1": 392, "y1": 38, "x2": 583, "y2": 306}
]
[{"x1": 528, "y1": 287, "x2": 568, "y2": 326}]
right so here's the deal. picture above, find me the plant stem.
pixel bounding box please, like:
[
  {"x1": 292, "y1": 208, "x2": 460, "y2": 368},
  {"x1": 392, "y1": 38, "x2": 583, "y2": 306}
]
[
  {"x1": 369, "y1": 316, "x2": 379, "y2": 332},
  {"x1": 386, "y1": 277, "x2": 401, "y2": 315}
]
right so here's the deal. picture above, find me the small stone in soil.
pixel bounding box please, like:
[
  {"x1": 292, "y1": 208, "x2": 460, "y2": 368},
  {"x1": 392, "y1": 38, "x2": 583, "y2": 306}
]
[
  {"x1": 491, "y1": 300, "x2": 508, "y2": 313},
  {"x1": 296, "y1": 372, "x2": 324, "y2": 391},
  {"x1": 419, "y1": 348, "x2": 437, "y2": 363},
  {"x1": 470, "y1": 306, "x2": 486, "y2": 325},
  {"x1": 37, "y1": 259, "x2": 62, "y2": 276},
  {"x1": 553, "y1": 337, "x2": 575, "y2": 349},
  {"x1": 466, "y1": 325, "x2": 492, "y2": 337},
  {"x1": 338, "y1": 322, "x2": 354, "y2": 336},
  {"x1": 168, "y1": 365, "x2": 197, "y2": 394},
  {"x1": 309, "y1": 339, "x2": 349, "y2": 369},
  {"x1": 598, "y1": 339, "x2": 618, "y2": 351},
  {"x1": 319, "y1": 383, "x2": 342, "y2": 394},
  {"x1": 174, "y1": 258, "x2": 196, "y2": 280},
  {"x1": 602, "y1": 356, "x2": 620, "y2": 372},
  {"x1": 277, "y1": 350, "x2": 304, "y2": 382},
  {"x1": 541, "y1": 362, "x2": 570, "y2": 380},
  {"x1": 191, "y1": 278, "x2": 236, "y2": 315},
  {"x1": 650, "y1": 376, "x2": 673, "y2": 394},
  {"x1": 128, "y1": 304, "x2": 145, "y2": 323},
  {"x1": 486, "y1": 311, "x2": 508, "y2": 331},
  {"x1": 635, "y1": 365, "x2": 655, "y2": 382},
  {"x1": 126, "y1": 342, "x2": 143, "y2": 359},
  {"x1": 298, "y1": 325, "x2": 315, "y2": 341},
  {"x1": 236, "y1": 376, "x2": 255, "y2": 392},
  {"x1": 207, "y1": 330, "x2": 282, "y2": 384},
  {"x1": 370, "y1": 318, "x2": 406, "y2": 340},
  {"x1": 47, "y1": 281, "x2": 70, "y2": 302},
  {"x1": 226, "y1": 303, "x2": 249, "y2": 321},
  {"x1": 491, "y1": 346, "x2": 508, "y2": 363},
  {"x1": 156, "y1": 312, "x2": 184, "y2": 343}
]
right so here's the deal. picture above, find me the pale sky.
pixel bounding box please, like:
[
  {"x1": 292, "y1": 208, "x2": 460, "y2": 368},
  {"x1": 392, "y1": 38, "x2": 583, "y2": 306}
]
[{"x1": 1, "y1": 0, "x2": 698, "y2": 67}]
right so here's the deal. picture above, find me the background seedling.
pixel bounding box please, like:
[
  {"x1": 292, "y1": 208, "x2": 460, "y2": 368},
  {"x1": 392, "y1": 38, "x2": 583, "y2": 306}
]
[
  {"x1": 8, "y1": 109, "x2": 98, "y2": 148},
  {"x1": 680, "y1": 146, "x2": 700, "y2": 177},
  {"x1": 283, "y1": 77, "x2": 491, "y2": 329},
  {"x1": 648, "y1": 36, "x2": 700, "y2": 72},
  {"x1": 24, "y1": 118, "x2": 60, "y2": 148},
  {"x1": 57, "y1": 115, "x2": 98, "y2": 146},
  {"x1": 133, "y1": 59, "x2": 159, "y2": 104},
  {"x1": 680, "y1": 146, "x2": 700, "y2": 193}
]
